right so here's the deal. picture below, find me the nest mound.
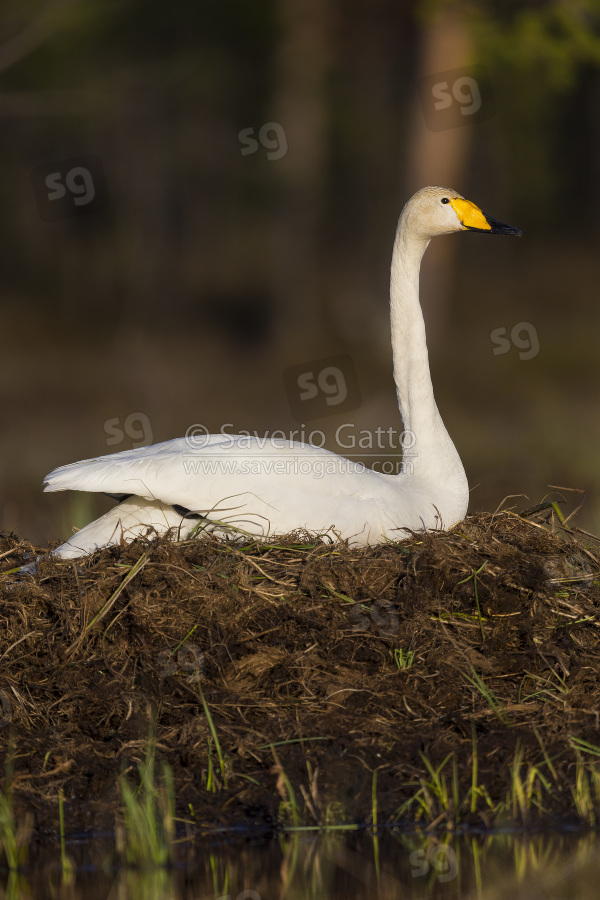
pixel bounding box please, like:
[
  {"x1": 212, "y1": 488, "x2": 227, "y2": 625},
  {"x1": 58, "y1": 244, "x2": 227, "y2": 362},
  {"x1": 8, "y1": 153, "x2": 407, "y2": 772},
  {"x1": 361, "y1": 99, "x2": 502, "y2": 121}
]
[{"x1": 1, "y1": 509, "x2": 600, "y2": 837}]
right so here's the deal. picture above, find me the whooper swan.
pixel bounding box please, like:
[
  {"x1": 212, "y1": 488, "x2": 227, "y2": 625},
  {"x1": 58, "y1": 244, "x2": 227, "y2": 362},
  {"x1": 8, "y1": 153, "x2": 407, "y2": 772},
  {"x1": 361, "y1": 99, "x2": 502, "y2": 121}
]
[{"x1": 43, "y1": 186, "x2": 521, "y2": 558}]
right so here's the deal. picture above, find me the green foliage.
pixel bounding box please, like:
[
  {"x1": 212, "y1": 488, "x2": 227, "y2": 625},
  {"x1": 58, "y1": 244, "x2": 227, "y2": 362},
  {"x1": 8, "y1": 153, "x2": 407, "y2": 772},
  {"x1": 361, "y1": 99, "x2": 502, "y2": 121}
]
[
  {"x1": 198, "y1": 683, "x2": 229, "y2": 790},
  {"x1": 463, "y1": 667, "x2": 509, "y2": 726},
  {"x1": 0, "y1": 742, "x2": 31, "y2": 871},
  {"x1": 422, "y1": 0, "x2": 600, "y2": 89},
  {"x1": 0, "y1": 789, "x2": 23, "y2": 871},
  {"x1": 58, "y1": 789, "x2": 75, "y2": 882},
  {"x1": 393, "y1": 647, "x2": 414, "y2": 669},
  {"x1": 117, "y1": 741, "x2": 175, "y2": 868}
]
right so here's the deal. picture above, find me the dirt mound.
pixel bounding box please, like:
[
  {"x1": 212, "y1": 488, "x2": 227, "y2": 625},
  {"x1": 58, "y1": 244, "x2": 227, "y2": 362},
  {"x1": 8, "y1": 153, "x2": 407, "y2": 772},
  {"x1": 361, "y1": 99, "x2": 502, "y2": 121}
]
[{"x1": 1, "y1": 508, "x2": 600, "y2": 837}]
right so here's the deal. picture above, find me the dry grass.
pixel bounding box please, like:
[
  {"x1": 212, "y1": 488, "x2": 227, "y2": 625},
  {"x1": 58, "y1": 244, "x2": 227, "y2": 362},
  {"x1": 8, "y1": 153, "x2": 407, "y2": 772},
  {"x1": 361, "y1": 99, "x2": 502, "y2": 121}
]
[{"x1": 1, "y1": 506, "x2": 600, "y2": 837}]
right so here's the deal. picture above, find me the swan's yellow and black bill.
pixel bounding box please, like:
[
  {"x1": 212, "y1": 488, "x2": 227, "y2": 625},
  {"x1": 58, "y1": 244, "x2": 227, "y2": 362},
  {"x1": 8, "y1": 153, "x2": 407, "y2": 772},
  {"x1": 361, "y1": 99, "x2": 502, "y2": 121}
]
[{"x1": 450, "y1": 198, "x2": 522, "y2": 237}]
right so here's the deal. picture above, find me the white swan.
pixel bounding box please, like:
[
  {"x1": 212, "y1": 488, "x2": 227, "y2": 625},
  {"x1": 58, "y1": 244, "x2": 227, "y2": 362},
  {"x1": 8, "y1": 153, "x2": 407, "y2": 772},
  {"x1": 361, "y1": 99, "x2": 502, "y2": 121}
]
[{"x1": 43, "y1": 186, "x2": 521, "y2": 559}]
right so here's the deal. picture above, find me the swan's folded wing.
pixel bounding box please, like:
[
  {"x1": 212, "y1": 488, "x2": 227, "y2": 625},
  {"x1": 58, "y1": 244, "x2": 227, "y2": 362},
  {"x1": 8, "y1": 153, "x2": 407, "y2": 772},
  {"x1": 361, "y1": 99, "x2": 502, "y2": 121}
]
[
  {"x1": 42, "y1": 435, "x2": 384, "y2": 512},
  {"x1": 43, "y1": 438, "x2": 192, "y2": 498}
]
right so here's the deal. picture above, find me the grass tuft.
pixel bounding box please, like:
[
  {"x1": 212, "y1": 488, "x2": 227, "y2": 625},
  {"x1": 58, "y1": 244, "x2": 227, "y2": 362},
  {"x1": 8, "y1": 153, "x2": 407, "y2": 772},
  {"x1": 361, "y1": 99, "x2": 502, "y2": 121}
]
[
  {"x1": 0, "y1": 739, "x2": 31, "y2": 871},
  {"x1": 116, "y1": 738, "x2": 175, "y2": 867},
  {"x1": 198, "y1": 683, "x2": 229, "y2": 789},
  {"x1": 463, "y1": 667, "x2": 509, "y2": 726},
  {"x1": 393, "y1": 648, "x2": 414, "y2": 669},
  {"x1": 58, "y1": 789, "x2": 75, "y2": 881}
]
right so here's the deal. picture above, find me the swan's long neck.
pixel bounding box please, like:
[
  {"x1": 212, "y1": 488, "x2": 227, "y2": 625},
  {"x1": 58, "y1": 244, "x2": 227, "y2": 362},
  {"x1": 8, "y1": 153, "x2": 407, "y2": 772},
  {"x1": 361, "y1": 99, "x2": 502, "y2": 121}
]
[{"x1": 389, "y1": 215, "x2": 466, "y2": 494}]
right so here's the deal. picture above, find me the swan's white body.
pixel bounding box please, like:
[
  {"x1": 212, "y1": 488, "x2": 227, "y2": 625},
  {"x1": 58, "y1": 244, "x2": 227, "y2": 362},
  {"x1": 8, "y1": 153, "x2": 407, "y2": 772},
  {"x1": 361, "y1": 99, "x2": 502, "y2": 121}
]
[{"x1": 43, "y1": 187, "x2": 521, "y2": 558}]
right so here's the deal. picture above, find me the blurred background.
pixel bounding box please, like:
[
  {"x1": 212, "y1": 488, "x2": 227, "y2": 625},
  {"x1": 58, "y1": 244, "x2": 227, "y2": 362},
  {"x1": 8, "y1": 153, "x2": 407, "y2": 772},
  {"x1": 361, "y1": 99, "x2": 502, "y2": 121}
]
[{"x1": 1, "y1": 0, "x2": 599, "y2": 545}]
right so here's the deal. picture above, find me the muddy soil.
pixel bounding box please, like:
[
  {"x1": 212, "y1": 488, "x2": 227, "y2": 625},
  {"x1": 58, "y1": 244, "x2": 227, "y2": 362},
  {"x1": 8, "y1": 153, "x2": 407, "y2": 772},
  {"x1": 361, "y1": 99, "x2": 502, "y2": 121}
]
[{"x1": 1, "y1": 509, "x2": 600, "y2": 839}]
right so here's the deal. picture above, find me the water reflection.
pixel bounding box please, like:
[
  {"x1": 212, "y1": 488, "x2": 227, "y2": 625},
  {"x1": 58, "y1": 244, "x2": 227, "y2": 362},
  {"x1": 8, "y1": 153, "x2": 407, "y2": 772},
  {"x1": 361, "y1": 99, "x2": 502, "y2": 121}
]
[{"x1": 2, "y1": 830, "x2": 600, "y2": 900}]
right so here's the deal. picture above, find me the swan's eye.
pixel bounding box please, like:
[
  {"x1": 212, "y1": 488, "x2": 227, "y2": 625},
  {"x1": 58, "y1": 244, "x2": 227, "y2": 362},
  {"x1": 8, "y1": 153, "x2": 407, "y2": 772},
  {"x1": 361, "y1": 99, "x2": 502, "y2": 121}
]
[{"x1": 441, "y1": 197, "x2": 450, "y2": 204}]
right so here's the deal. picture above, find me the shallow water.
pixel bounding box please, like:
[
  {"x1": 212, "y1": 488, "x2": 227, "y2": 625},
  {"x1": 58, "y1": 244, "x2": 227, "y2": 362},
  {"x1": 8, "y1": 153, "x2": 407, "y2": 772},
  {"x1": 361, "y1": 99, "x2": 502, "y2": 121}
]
[{"x1": 4, "y1": 829, "x2": 600, "y2": 900}]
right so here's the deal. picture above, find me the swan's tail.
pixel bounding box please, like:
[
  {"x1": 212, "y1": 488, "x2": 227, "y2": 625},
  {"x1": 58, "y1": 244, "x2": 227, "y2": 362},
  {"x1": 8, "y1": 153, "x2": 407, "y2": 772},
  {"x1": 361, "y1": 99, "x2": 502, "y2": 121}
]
[{"x1": 51, "y1": 497, "x2": 191, "y2": 559}]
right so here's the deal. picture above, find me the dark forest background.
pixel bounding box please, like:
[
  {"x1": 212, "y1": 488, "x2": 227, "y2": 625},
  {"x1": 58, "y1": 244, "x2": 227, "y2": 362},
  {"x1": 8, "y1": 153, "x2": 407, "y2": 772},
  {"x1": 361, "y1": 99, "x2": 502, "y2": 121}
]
[{"x1": 1, "y1": 0, "x2": 599, "y2": 543}]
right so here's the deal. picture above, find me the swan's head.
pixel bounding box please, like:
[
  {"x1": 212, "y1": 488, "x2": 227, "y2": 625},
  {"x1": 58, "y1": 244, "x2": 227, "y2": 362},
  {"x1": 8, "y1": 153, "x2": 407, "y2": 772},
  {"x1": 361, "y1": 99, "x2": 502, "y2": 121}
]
[{"x1": 403, "y1": 186, "x2": 522, "y2": 239}]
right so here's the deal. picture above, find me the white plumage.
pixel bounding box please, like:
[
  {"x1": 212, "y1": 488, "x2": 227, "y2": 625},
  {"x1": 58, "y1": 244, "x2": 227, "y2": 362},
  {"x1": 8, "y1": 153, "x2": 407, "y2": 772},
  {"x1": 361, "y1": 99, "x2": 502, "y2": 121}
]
[{"x1": 43, "y1": 186, "x2": 521, "y2": 558}]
